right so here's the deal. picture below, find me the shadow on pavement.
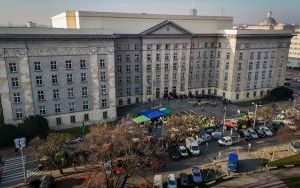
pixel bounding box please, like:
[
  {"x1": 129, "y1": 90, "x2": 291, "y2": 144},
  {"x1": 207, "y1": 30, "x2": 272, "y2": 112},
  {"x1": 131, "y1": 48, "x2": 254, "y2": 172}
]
[{"x1": 238, "y1": 158, "x2": 268, "y2": 173}]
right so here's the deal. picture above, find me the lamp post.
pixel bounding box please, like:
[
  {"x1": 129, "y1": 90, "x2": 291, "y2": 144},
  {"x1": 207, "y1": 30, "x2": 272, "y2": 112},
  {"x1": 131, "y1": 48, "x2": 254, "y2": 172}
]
[
  {"x1": 252, "y1": 102, "x2": 262, "y2": 129},
  {"x1": 223, "y1": 105, "x2": 227, "y2": 133},
  {"x1": 293, "y1": 99, "x2": 296, "y2": 110}
]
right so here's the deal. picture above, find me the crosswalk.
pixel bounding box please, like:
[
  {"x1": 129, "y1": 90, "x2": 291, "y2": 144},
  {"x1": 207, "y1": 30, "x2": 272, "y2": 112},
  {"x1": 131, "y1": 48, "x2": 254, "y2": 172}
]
[{"x1": 0, "y1": 155, "x2": 45, "y2": 185}]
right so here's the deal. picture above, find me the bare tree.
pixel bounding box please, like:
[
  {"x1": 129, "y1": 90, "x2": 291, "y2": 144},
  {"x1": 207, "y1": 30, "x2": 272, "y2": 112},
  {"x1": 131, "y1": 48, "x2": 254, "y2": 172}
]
[
  {"x1": 30, "y1": 133, "x2": 71, "y2": 174},
  {"x1": 257, "y1": 107, "x2": 274, "y2": 126},
  {"x1": 85, "y1": 121, "x2": 158, "y2": 188}
]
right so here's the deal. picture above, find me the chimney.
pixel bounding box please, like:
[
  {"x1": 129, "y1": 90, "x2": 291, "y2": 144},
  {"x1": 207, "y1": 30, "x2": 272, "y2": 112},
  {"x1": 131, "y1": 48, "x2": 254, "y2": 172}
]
[{"x1": 191, "y1": 9, "x2": 197, "y2": 16}]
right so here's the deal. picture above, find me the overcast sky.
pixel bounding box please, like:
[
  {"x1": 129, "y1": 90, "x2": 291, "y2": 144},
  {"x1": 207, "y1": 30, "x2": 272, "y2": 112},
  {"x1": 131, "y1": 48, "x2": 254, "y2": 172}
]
[{"x1": 0, "y1": 0, "x2": 299, "y2": 26}]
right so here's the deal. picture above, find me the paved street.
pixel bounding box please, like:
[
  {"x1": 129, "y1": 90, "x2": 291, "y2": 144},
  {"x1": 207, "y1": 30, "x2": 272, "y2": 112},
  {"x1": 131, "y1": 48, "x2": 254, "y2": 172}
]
[{"x1": 0, "y1": 155, "x2": 41, "y2": 187}]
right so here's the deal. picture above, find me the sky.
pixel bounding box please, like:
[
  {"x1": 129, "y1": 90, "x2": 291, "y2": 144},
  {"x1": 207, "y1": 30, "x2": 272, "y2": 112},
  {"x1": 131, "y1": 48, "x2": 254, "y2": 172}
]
[{"x1": 0, "y1": 0, "x2": 299, "y2": 26}]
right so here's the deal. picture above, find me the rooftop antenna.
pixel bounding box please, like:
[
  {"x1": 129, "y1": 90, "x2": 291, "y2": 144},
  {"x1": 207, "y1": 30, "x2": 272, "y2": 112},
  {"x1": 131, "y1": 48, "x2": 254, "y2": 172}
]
[{"x1": 221, "y1": 0, "x2": 224, "y2": 16}]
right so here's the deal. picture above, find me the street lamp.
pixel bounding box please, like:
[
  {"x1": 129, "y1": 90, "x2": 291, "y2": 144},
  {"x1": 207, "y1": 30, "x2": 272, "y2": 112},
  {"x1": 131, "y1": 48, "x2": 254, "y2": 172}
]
[
  {"x1": 252, "y1": 102, "x2": 262, "y2": 129},
  {"x1": 223, "y1": 105, "x2": 227, "y2": 133}
]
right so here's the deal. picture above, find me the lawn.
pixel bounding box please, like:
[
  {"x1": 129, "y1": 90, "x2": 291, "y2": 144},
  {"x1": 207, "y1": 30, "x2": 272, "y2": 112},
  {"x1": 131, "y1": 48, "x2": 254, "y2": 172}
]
[
  {"x1": 58, "y1": 126, "x2": 91, "y2": 136},
  {"x1": 234, "y1": 98, "x2": 275, "y2": 107},
  {"x1": 283, "y1": 177, "x2": 300, "y2": 188},
  {"x1": 268, "y1": 154, "x2": 300, "y2": 167}
]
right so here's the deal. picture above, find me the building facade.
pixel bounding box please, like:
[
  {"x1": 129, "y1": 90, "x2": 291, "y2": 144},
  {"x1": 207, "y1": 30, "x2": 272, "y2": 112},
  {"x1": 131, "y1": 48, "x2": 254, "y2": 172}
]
[
  {"x1": 288, "y1": 29, "x2": 300, "y2": 69},
  {"x1": 0, "y1": 28, "x2": 117, "y2": 128},
  {"x1": 0, "y1": 11, "x2": 293, "y2": 128}
]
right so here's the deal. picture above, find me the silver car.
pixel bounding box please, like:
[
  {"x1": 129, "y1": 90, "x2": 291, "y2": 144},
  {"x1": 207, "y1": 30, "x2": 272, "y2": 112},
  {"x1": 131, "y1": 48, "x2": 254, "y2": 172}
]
[{"x1": 290, "y1": 141, "x2": 300, "y2": 153}]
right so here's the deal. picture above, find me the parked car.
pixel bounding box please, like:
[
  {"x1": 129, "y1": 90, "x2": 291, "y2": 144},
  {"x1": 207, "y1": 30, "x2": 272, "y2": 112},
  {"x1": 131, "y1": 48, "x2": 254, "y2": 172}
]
[
  {"x1": 192, "y1": 167, "x2": 203, "y2": 184},
  {"x1": 185, "y1": 137, "x2": 200, "y2": 156},
  {"x1": 178, "y1": 146, "x2": 189, "y2": 158},
  {"x1": 169, "y1": 143, "x2": 181, "y2": 161},
  {"x1": 196, "y1": 133, "x2": 211, "y2": 144},
  {"x1": 27, "y1": 179, "x2": 41, "y2": 188},
  {"x1": 179, "y1": 173, "x2": 193, "y2": 187},
  {"x1": 166, "y1": 174, "x2": 177, "y2": 188},
  {"x1": 211, "y1": 131, "x2": 222, "y2": 140},
  {"x1": 290, "y1": 141, "x2": 300, "y2": 153},
  {"x1": 254, "y1": 128, "x2": 266, "y2": 138},
  {"x1": 271, "y1": 122, "x2": 284, "y2": 133},
  {"x1": 260, "y1": 126, "x2": 273, "y2": 136},
  {"x1": 239, "y1": 129, "x2": 252, "y2": 141},
  {"x1": 39, "y1": 175, "x2": 54, "y2": 188},
  {"x1": 218, "y1": 136, "x2": 239, "y2": 146},
  {"x1": 247, "y1": 128, "x2": 259, "y2": 139},
  {"x1": 153, "y1": 175, "x2": 163, "y2": 188}
]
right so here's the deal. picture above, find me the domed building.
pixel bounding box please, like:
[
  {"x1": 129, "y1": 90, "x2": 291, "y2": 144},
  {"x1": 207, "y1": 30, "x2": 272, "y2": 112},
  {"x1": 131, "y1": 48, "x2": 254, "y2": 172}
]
[{"x1": 259, "y1": 11, "x2": 277, "y2": 26}]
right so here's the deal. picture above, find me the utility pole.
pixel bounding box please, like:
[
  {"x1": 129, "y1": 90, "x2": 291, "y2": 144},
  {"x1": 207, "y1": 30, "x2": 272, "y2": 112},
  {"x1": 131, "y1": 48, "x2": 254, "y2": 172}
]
[
  {"x1": 252, "y1": 102, "x2": 262, "y2": 129},
  {"x1": 223, "y1": 105, "x2": 227, "y2": 133}
]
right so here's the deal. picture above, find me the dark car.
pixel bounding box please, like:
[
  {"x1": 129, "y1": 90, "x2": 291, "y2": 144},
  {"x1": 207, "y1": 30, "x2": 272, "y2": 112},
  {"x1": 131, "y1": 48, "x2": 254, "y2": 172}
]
[
  {"x1": 39, "y1": 175, "x2": 54, "y2": 188},
  {"x1": 169, "y1": 143, "x2": 181, "y2": 161},
  {"x1": 254, "y1": 128, "x2": 266, "y2": 138},
  {"x1": 179, "y1": 173, "x2": 193, "y2": 187},
  {"x1": 239, "y1": 129, "x2": 252, "y2": 141},
  {"x1": 27, "y1": 179, "x2": 41, "y2": 188},
  {"x1": 271, "y1": 122, "x2": 284, "y2": 133}
]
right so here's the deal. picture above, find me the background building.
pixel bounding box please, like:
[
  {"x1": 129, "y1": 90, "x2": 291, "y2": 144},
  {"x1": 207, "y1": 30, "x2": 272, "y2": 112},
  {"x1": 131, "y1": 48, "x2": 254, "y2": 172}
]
[
  {"x1": 288, "y1": 29, "x2": 300, "y2": 70},
  {"x1": 0, "y1": 11, "x2": 293, "y2": 128}
]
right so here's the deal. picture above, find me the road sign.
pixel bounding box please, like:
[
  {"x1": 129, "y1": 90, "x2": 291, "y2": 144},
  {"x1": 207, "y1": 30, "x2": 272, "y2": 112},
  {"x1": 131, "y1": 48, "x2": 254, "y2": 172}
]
[{"x1": 14, "y1": 137, "x2": 26, "y2": 149}]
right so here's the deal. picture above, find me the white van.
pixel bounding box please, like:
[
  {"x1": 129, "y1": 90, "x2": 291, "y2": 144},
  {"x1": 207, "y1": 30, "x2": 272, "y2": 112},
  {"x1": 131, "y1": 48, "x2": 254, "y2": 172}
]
[
  {"x1": 185, "y1": 137, "x2": 200, "y2": 156},
  {"x1": 153, "y1": 175, "x2": 163, "y2": 188}
]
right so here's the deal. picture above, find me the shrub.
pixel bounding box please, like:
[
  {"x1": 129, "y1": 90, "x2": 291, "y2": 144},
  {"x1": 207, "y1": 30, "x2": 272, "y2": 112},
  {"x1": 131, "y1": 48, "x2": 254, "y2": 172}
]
[
  {"x1": 0, "y1": 124, "x2": 22, "y2": 147},
  {"x1": 266, "y1": 86, "x2": 293, "y2": 101},
  {"x1": 20, "y1": 115, "x2": 50, "y2": 139}
]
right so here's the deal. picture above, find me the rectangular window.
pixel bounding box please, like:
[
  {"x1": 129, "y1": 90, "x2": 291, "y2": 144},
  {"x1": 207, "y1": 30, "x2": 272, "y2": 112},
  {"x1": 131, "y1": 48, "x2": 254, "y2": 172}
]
[
  {"x1": 81, "y1": 73, "x2": 87, "y2": 82},
  {"x1": 102, "y1": 99, "x2": 107, "y2": 108},
  {"x1": 126, "y1": 54, "x2": 130, "y2": 62},
  {"x1": 39, "y1": 106, "x2": 46, "y2": 115},
  {"x1": 134, "y1": 65, "x2": 139, "y2": 72},
  {"x1": 99, "y1": 59, "x2": 105, "y2": 68},
  {"x1": 257, "y1": 52, "x2": 261, "y2": 59},
  {"x1": 70, "y1": 116, "x2": 76, "y2": 123},
  {"x1": 9, "y1": 62, "x2": 17, "y2": 72},
  {"x1": 226, "y1": 53, "x2": 230, "y2": 59},
  {"x1": 100, "y1": 72, "x2": 106, "y2": 81},
  {"x1": 165, "y1": 53, "x2": 169, "y2": 61},
  {"x1": 56, "y1": 117, "x2": 62, "y2": 125},
  {"x1": 156, "y1": 44, "x2": 161, "y2": 50},
  {"x1": 147, "y1": 54, "x2": 152, "y2": 62},
  {"x1": 103, "y1": 111, "x2": 108, "y2": 119},
  {"x1": 68, "y1": 87, "x2": 75, "y2": 98},
  {"x1": 83, "y1": 101, "x2": 89, "y2": 110},
  {"x1": 134, "y1": 44, "x2": 139, "y2": 50},
  {"x1": 126, "y1": 88, "x2": 131, "y2": 95},
  {"x1": 101, "y1": 85, "x2": 107, "y2": 94},
  {"x1": 135, "y1": 54, "x2": 139, "y2": 61},
  {"x1": 147, "y1": 44, "x2": 152, "y2": 50},
  {"x1": 13, "y1": 93, "x2": 21, "y2": 103},
  {"x1": 50, "y1": 61, "x2": 57, "y2": 70},
  {"x1": 67, "y1": 74, "x2": 73, "y2": 83},
  {"x1": 117, "y1": 55, "x2": 121, "y2": 62},
  {"x1": 82, "y1": 86, "x2": 88, "y2": 96},
  {"x1": 65, "y1": 60, "x2": 72, "y2": 69},
  {"x1": 117, "y1": 77, "x2": 122, "y2": 84},
  {"x1": 156, "y1": 64, "x2": 160, "y2": 71},
  {"x1": 135, "y1": 87, "x2": 140, "y2": 94},
  {"x1": 117, "y1": 65, "x2": 122, "y2": 73},
  {"x1": 165, "y1": 64, "x2": 169, "y2": 71},
  {"x1": 80, "y1": 59, "x2": 86, "y2": 69},
  {"x1": 126, "y1": 76, "x2": 131, "y2": 83},
  {"x1": 250, "y1": 52, "x2": 254, "y2": 60},
  {"x1": 126, "y1": 65, "x2": 131, "y2": 72},
  {"x1": 156, "y1": 54, "x2": 161, "y2": 61},
  {"x1": 134, "y1": 75, "x2": 140, "y2": 83},
  {"x1": 34, "y1": 61, "x2": 41, "y2": 71},
  {"x1": 69, "y1": 102, "x2": 75, "y2": 112},
  {"x1": 173, "y1": 53, "x2": 178, "y2": 60},
  {"x1": 147, "y1": 65, "x2": 152, "y2": 72},
  {"x1": 11, "y1": 77, "x2": 19, "y2": 87},
  {"x1": 54, "y1": 104, "x2": 61, "y2": 113},
  {"x1": 36, "y1": 76, "x2": 43, "y2": 85},
  {"x1": 119, "y1": 99, "x2": 123, "y2": 105},
  {"x1": 53, "y1": 89, "x2": 60, "y2": 99},
  {"x1": 84, "y1": 114, "x2": 89, "y2": 121},
  {"x1": 37, "y1": 90, "x2": 45, "y2": 101},
  {"x1": 16, "y1": 108, "x2": 23, "y2": 119},
  {"x1": 52, "y1": 75, "x2": 58, "y2": 84}
]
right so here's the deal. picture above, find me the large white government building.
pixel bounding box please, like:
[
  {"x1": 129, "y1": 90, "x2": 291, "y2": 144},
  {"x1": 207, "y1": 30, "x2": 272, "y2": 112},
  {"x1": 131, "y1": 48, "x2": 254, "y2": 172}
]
[{"x1": 0, "y1": 11, "x2": 293, "y2": 128}]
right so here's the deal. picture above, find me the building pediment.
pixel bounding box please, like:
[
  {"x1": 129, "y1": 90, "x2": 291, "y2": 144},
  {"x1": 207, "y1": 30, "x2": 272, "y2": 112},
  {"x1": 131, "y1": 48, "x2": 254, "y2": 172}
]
[{"x1": 140, "y1": 20, "x2": 193, "y2": 36}]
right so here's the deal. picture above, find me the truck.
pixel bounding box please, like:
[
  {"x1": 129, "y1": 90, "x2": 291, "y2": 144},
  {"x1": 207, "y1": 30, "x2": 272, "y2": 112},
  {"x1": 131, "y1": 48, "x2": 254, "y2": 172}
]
[
  {"x1": 185, "y1": 137, "x2": 200, "y2": 156},
  {"x1": 217, "y1": 136, "x2": 239, "y2": 146},
  {"x1": 227, "y1": 153, "x2": 238, "y2": 172}
]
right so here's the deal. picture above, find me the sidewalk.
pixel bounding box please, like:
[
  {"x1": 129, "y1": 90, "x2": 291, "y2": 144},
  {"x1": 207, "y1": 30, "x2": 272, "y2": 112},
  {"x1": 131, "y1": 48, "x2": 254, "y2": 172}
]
[{"x1": 215, "y1": 167, "x2": 300, "y2": 187}]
